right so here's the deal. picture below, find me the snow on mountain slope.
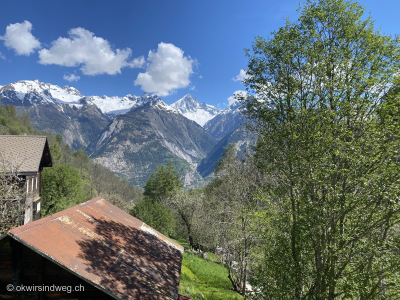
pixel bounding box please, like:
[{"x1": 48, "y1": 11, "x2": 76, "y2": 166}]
[
  {"x1": 170, "y1": 94, "x2": 222, "y2": 126},
  {"x1": 85, "y1": 95, "x2": 139, "y2": 116},
  {"x1": 1, "y1": 79, "x2": 84, "y2": 104},
  {"x1": 88, "y1": 92, "x2": 178, "y2": 117},
  {"x1": 0, "y1": 80, "x2": 187, "y2": 118}
]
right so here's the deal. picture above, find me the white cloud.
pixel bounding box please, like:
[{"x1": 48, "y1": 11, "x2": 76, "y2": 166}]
[
  {"x1": 228, "y1": 90, "x2": 248, "y2": 106},
  {"x1": 0, "y1": 52, "x2": 5, "y2": 60},
  {"x1": 63, "y1": 73, "x2": 80, "y2": 82},
  {"x1": 0, "y1": 21, "x2": 41, "y2": 56},
  {"x1": 232, "y1": 69, "x2": 250, "y2": 82},
  {"x1": 38, "y1": 27, "x2": 145, "y2": 75},
  {"x1": 127, "y1": 56, "x2": 146, "y2": 68},
  {"x1": 199, "y1": 75, "x2": 203, "y2": 79},
  {"x1": 134, "y1": 42, "x2": 195, "y2": 96},
  {"x1": 189, "y1": 86, "x2": 195, "y2": 90}
]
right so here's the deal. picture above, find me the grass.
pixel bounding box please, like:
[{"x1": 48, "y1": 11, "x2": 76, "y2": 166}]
[{"x1": 178, "y1": 249, "x2": 243, "y2": 300}]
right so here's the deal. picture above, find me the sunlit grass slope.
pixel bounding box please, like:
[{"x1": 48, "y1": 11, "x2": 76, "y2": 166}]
[{"x1": 178, "y1": 248, "x2": 243, "y2": 300}]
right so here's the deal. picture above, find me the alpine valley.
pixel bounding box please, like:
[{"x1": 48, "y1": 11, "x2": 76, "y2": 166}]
[{"x1": 0, "y1": 80, "x2": 255, "y2": 186}]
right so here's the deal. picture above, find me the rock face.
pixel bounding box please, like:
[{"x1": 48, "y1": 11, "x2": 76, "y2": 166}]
[
  {"x1": 197, "y1": 126, "x2": 256, "y2": 177},
  {"x1": 203, "y1": 102, "x2": 244, "y2": 140},
  {"x1": 170, "y1": 94, "x2": 222, "y2": 126},
  {"x1": 88, "y1": 94, "x2": 217, "y2": 186}
]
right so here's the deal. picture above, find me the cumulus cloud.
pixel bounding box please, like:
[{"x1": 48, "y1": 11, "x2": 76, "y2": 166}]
[
  {"x1": 228, "y1": 90, "x2": 248, "y2": 106},
  {"x1": 38, "y1": 27, "x2": 145, "y2": 75},
  {"x1": 232, "y1": 69, "x2": 250, "y2": 82},
  {"x1": 0, "y1": 52, "x2": 5, "y2": 60},
  {"x1": 63, "y1": 73, "x2": 80, "y2": 82},
  {"x1": 0, "y1": 21, "x2": 41, "y2": 56},
  {"x1": 134, "y1": 42, "x2": 195, "y2": 96}
]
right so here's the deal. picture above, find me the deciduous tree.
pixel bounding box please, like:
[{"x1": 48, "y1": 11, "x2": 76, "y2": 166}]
[
  {"x1": 242, "y1": 0, "x2": 400, "y2": 298},
  {"x1": 0, "y1": 169, "x2": 24, "y2": 235}
]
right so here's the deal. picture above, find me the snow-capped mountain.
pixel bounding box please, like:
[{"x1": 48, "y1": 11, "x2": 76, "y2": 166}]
[
  {"x1": 87, "y1": 92, "x2": 215, "y2": 186},
  {"x1": 0, "y1": 80, "x2": 181, "y2": 118},
  {"x1": 0, "y1": 79, "x2": 258, "y2": 186},
  {"x1": 88, "y1": 92, "x2": 178, "y2": 117},
  {"x1": 170, "y1": 94, "x2": 222, "y2": 126},
  {"x1": 0, "y1": 79, "x2": 83, "y2": 105}
]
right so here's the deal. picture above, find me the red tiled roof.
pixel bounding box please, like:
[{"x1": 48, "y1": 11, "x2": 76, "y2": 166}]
[{"x1": 9, "y1": 197, "x2": 184, "y2": 300}]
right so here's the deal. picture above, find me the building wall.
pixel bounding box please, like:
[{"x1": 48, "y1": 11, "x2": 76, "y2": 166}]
[
  {"x1": 0, "y1": 236, "x2": 115, "y2": 300},
  {"x1": 24, "y1": 173, "x2": 42, "y2": 225}
]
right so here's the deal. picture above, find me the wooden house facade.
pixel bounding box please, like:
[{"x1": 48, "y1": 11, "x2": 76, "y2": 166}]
[{"x1": 0, "y1": 135, "x2": 52, "y2": 224}]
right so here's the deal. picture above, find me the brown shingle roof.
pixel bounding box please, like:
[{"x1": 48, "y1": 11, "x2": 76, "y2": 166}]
[
  {"x1": 9, "y1": 197, "x2": 184, "y2": 300},
  {"x1": 0, "y1": 135, "x2": 52, "y2": 174}
]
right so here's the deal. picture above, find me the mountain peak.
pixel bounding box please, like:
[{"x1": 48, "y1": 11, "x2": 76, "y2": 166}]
[{"x1": 171, "y1": 94, "x2": 222, "y2": 127}]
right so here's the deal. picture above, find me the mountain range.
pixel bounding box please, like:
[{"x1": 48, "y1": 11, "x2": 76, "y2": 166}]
[{"x1": 0, "y1": 80, "x2": 255, "y2": 186}]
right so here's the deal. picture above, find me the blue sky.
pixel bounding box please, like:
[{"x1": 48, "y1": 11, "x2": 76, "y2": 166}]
[{"x1": 0, "y1": 0, "x2": 399, "y2": 107}]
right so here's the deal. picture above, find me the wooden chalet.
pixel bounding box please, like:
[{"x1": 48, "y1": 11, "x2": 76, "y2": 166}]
[
  {"x1": 0, "y1": 197, "x2": 189, "y2": 300},
  {"x1": 0, "y1": 135, "x2": 52, "y2": 224}
]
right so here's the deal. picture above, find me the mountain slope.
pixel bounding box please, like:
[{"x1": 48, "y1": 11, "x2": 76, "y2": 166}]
[
  {"x1": 171, "y1": 94, "x2": 222, "y2": 126},
  {"x1": 89, "y1": 94, "x2": 217, "y2": 186},
  {"x1": 203, "y1": 102, "x2": 243, "y2": 140},
  {"x1": 197, "y1": 126, "x2": 256, "y2": 177},
  {"x1": 0, "y1": 80, "x2": 110, "y2": 149}
]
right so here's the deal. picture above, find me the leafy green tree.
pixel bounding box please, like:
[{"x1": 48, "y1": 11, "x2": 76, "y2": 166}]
[
  {"x1": 130, "y1": 198, "x2": 175, "y2": 235},
  {"x1": 144, "y1": 160, "x2": 183, "y2": 202},
  {"x1": 242, "y1": 0, "x2": 400, "y2": 298},
  {"x1": 41, "y1": 164, "x2": 87, "y2": 216},
  {"x1": 130, "y1": 161, "x2": 183, "y2": 235}
]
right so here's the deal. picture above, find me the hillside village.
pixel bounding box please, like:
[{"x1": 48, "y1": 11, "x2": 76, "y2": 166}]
[{"x1": 2, "y1": 0, "x2": 400, "y2": 299}]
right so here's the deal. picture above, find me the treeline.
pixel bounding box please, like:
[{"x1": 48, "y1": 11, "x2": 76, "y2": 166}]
[{"x1": 0, "y1": 104, "x2": 36, "y2": 135}]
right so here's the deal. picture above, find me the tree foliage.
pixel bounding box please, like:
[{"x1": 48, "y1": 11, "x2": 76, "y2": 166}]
[
  {"x1": 131, "y1": 161, "x2": 183, "y2": 235},
  {"x1": 130, "y1": 198, "x2": 175, "y2": 236},
  {"x1": 242, "y1": 0, "x2": 400, "y2": 298},
  {"x1": 204, "y1": 147, "x2": 266, "y2": 297},
  {"x1": 41, "y1": 164, "x2": 87, "y2": 216},
  {"x1": 165, "y1": 189, "x2": 205, "y2": 249},
  {"x1": 143, "y1": 160, "x2": 183, "y2": 202},
  {"x1": 0, "y1": 104, "x2": 35, "y2": 135}
]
